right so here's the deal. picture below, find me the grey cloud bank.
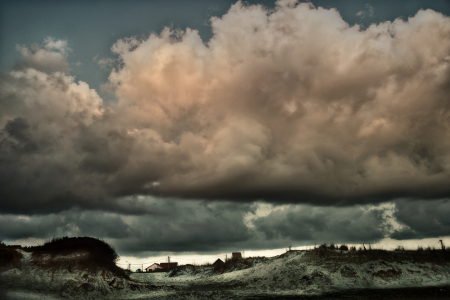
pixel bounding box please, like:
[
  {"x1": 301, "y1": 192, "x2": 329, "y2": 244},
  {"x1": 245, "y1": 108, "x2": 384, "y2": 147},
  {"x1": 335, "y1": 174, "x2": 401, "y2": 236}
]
[
  {"x1": 1, "y1": 0, "x2": 450, "y2": 254},
  {"x1": 1, "y1": 198, "x2": 450, "y2": 255}
]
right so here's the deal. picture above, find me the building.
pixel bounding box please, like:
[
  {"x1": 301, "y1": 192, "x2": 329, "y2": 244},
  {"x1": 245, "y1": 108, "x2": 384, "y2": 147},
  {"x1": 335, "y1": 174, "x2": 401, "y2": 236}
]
[
  {"x1": 159, "y1": 262, "x2": 178, "y2": 270},
  {"x1": 145, "y1": 263, "x2": 162, "y2": 272},
  {"x1": 232, "y1": 252, "x2": 242, "y2": 259},
  {"x1": 213, "y1": 258, "x2": 224, "y2": 266}
]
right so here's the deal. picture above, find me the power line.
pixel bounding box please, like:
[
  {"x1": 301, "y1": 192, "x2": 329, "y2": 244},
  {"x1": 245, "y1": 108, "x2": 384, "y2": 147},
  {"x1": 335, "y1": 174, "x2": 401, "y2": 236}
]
[
  {"x1": 117, "y1": 253, "x2": 228, "y2": 266},
  {"x1": 117, "y1": 258, "x2": 167, "y2": 266}
]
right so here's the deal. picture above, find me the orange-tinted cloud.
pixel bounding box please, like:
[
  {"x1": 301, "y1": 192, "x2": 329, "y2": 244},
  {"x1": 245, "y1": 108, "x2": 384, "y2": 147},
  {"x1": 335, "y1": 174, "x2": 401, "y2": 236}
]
[
  {"x1": 106, "y1": 1, "x2": 450, "y2": 203},
  {"x1": 2, "y1": 1, "x2": 450, "y2": 214}
]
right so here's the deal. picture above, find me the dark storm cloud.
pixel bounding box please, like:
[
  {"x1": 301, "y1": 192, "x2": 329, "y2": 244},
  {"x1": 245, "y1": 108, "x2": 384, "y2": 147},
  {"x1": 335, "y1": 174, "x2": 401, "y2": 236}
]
[
  {"x1": 252, "y1": 205, "x2": 390, "y2": 244},
  {"x1": 0, "y1": 199, "x2": 255, "y2": 254},
  {"x1": 391, "y1": 199, "x2": 450, "y2": 240},
  {"x1": 3, "y1": 117, "x2": 38, "y2": 153},
  {"x1": 0, "y1": 209, "x2": 130, "y2": 241},
  {"x1": 112, "y1": 200, "x2": 254, "y2": 254},
  {"x1": 1, "y1": 1, "x2": 450, "y2": 217},
  {"x1": 0, "y1": 198, "x2": 398, "y2": 254}
]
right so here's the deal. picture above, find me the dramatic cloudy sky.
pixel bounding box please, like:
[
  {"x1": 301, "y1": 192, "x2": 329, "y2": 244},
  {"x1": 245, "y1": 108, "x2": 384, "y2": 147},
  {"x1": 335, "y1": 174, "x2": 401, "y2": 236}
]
[{"x1": 1, "y1": 0, "x2": 450, "y2": 264}]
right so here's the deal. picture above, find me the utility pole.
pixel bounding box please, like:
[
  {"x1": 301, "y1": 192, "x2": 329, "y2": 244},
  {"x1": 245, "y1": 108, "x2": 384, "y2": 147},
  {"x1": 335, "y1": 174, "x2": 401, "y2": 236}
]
[
  {"x1": 439, "y1": 240, "x2": 445, "y2": 251},
  {"x1": 168, "y1": 256, "x2": 170, "y2": 270},
  {"x1": 225, "y1": 254, "x2": 227, "y2": 262}
]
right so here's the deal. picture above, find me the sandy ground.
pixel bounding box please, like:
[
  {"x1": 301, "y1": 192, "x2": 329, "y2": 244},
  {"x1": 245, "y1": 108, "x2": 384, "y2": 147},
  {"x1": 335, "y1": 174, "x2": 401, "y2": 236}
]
[{"x1": 2, "y1": 250, "x2": 450, "y2": 299}]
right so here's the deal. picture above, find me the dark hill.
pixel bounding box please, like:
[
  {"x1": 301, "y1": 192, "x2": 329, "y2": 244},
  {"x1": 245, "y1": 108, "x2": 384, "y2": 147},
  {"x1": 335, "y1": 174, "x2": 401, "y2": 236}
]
[
  {"x1": 0, "y1": 237, "x2": 164, "y2": 298},
  {"x1": 1, "y1": 236, "x2": 127, "y2": 278}
]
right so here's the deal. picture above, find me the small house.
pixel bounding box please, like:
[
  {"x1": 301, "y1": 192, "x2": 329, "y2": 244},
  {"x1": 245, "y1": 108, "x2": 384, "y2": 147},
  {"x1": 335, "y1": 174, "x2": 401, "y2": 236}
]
[
  {"x1": 232, "y1": 252, "x2": 242, "y2": 259},
  {"x1": 213, "y1": 258, "x2": 224, "y2": 266},
  {"x1": 145, "y1": 263, "x2": 162, "y2": 272}
]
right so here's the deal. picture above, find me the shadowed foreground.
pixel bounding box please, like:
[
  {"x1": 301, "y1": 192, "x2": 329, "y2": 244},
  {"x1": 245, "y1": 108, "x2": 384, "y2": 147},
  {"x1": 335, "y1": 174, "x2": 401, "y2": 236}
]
[{"x1": 2, "y1": 239, "x2": 450, "y2": 299}]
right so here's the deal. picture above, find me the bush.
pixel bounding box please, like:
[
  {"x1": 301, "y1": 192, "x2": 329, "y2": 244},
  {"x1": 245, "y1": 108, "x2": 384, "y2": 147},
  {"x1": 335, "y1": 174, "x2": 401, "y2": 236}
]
[
  {"x1": 328, "y1": 243, "x2": 336, "y2": 250},
  {"x1": 395, "y1": 245, "x2": 405, "y2": 251},
  {"x1": 30, "y1": 236, "x2": 126, "y2": 277},
  {"x1": 339, "y1": 244, "x2": 349, "y2": 251},
  {"x1": 349, "y1": 246, "x2": 356, "y2": 252},
  {"x1": 0, "y1": 247, "x2": 23, "y2": 271}
]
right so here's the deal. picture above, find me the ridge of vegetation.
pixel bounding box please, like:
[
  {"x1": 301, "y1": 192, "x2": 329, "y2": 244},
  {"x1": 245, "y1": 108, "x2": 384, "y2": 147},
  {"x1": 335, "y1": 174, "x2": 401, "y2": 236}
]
[{"x1": 0, "y1": 237, "x2": 127, "y2": 278}]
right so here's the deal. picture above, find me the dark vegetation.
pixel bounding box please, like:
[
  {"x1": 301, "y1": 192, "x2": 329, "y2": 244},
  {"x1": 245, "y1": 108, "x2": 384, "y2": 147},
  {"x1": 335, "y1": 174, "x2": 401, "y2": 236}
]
[
  {"x1": 0, "y1": 241, "x2": 23, "y2": 272},
  {"x1": 166, "y1": 243, "x2": 450, "y2": 278},
  {"x1": 213, "y1": 256, "x2": 269, "y2": 273},
  {"x1": 2, "y1": 238, "x2": 449, "y2": 280},
  {"x1": 0, "y1": 237, "x2": 127, "y2": 278},
  {"x1": 169, "y1": 256, "x2": 269, "y2": 277},
  {"x1": 303, "y1": 243, "x2": 450, "y2": 265}
]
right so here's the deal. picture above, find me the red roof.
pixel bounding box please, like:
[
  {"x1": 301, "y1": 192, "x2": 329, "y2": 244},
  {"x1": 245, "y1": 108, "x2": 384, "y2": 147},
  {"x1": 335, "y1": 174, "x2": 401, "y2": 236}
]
[{"x1": 160, "y1": 262, "x2": 178, "y2": 269}]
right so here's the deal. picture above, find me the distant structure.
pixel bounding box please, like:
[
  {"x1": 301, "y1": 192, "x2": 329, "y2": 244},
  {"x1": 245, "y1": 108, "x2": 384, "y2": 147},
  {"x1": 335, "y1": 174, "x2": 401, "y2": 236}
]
[
  {"x1": 213, "y1": 258, "x2": 224, "y2": 266},
  {"x1": 232, "y1": 252, "x2": 242, "y2": 259},
  {"x1": 145, "y1": 263, "x2": 162, "y2": 272},
  {"x1": 160, "y1": 262, "x2": 178, "y2": 270}
]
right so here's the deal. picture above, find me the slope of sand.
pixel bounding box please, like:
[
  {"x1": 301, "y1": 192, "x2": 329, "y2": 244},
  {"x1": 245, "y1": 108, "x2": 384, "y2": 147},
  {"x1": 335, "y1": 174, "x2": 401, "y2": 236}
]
[{"x1": 2, "y1": 249, "x2": 450, "y2": 299}]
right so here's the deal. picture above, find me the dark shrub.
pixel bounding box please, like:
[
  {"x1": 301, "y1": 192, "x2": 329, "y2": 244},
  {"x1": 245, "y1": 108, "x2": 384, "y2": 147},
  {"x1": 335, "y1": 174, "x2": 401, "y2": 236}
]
[
  {"x1": 339, "y1": 244, "x2": 349, "y2": 251},
  {"x1": 30, "y1": 236, "x2": 126, "y2": 277},
  {"x1": 0, "y1": 247, "x2": 23, "y2": 271}
]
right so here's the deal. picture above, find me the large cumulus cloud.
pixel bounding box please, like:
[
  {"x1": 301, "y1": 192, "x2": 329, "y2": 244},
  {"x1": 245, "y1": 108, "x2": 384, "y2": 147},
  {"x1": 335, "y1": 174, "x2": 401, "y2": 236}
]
[
  {"x1": 0, "y1": 62, "x2": 104, "y2": 213},
  {"x1": 104, "y1": 1, "x2": 450, "y2": 204},
  {"x1": 2, "y1": 0, "x2": 450, "y2": 215}
]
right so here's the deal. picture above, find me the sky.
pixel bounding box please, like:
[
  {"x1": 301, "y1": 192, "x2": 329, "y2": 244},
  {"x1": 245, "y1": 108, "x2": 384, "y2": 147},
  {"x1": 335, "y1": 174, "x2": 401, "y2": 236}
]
[{"x1": 1, "y1": 0, "x2": 450, "y2": 267}]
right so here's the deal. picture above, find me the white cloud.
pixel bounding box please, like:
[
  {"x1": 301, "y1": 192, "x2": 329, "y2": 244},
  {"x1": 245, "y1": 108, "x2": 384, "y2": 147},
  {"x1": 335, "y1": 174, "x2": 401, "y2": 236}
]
[
  {"x1": 15, "y1": 37, "x2": 71, "y2": 74},
  {"x1": 357, "y1": 4, "x2": 374, "y2": 19}
]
